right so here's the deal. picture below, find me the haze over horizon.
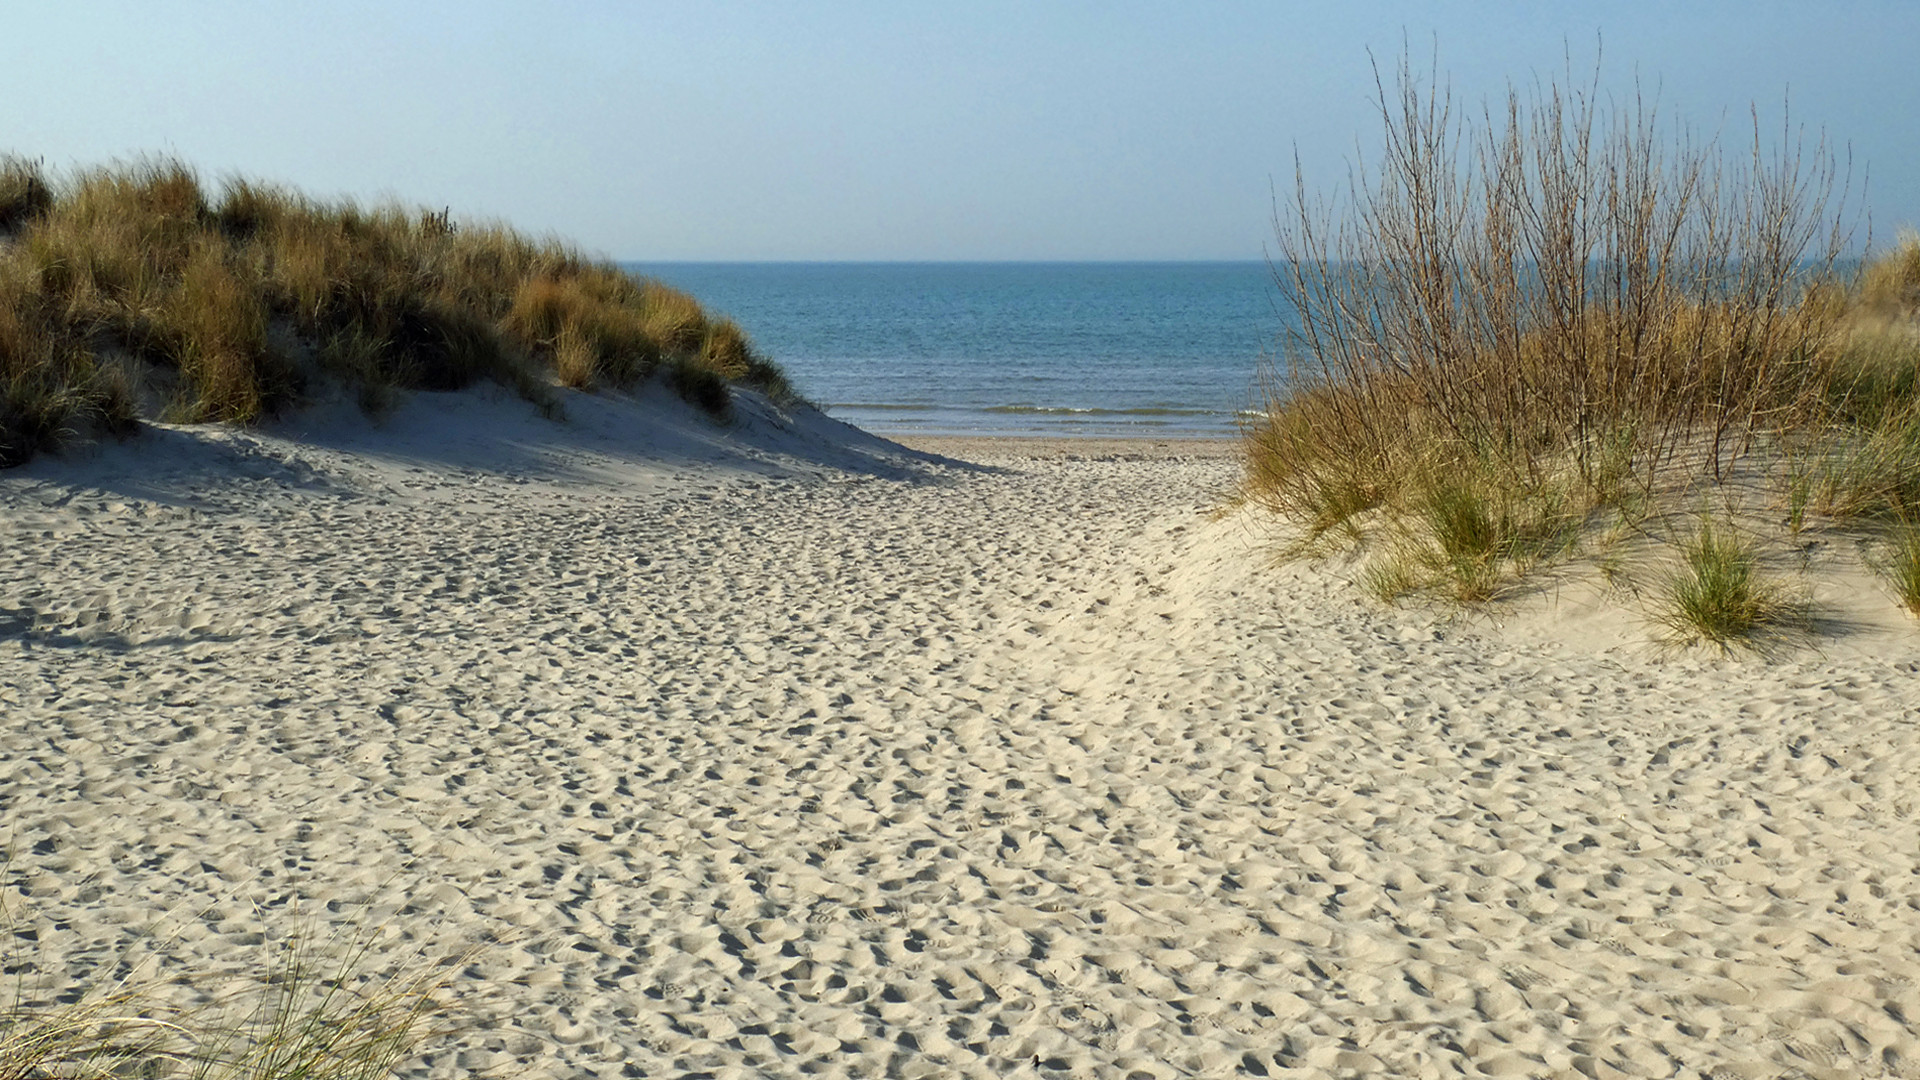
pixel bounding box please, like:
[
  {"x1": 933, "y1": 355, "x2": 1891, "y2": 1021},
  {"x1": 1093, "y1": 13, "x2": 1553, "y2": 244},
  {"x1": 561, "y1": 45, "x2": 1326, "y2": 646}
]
[{"x1": 8, "y1": 1, "x2": 1917, "y2": 261}]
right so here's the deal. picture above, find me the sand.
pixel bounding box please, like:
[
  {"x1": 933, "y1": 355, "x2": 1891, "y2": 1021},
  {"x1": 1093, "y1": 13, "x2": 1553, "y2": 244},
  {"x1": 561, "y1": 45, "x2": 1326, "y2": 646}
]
[{"x1": 3, "y1": 387, "x2": 1919, "y2": 1079}]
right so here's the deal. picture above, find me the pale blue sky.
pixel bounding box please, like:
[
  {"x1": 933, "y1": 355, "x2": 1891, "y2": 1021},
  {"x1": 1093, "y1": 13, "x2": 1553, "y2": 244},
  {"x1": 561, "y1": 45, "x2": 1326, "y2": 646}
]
[{"x1": 5, "y1": 2, "x2": 1914, "y2": 260}]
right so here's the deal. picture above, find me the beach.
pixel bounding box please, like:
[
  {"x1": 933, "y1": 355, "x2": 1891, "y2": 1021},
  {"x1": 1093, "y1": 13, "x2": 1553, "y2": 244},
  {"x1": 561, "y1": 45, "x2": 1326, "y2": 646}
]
[{"x1": 4, "y1": 391, "x2": 1919, "y2": 1079}]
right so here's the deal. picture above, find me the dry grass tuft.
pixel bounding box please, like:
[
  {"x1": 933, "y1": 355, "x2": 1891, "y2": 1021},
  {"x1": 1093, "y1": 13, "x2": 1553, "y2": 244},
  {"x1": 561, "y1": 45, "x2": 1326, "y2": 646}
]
[
  {"x1": 1654, "y1": 518, "x2": 1805, "y2": 648},
  {"x1": 665, "y1": 354, "x2": 735, "y2": 418},
  {"x1": 180, "y1": 927, "x2": 458, "y2": 1080},
  {"x1": 1, "y1": 882, "x2": 474, "y2": 1080},
  {"x1": 1344, "y1": 453, "x2": 1587, "y2": 604},
  {"x1": 1879, "y1": 522, "x2": 1920, "y2": 616},
  {"x1": 0, "y1": 155, "x2": 793, "y2": 464},
  {"x1": 1854, "y1": 229, "x2": 1920, "y2": 318},
  {"x1": 0, "y1": 157, "x2": 52, "y2": 234}
]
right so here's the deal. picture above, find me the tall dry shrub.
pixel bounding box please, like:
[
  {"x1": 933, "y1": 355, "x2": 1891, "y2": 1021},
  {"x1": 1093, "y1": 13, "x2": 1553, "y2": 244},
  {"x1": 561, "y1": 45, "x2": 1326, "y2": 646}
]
[{"x1": 1252, "y1": 52, "x2": 1849, "y2": 537}]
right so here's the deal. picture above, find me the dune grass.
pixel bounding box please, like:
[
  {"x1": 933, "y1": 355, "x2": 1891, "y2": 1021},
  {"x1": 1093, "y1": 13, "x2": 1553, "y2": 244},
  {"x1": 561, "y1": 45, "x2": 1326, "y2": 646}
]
[
  {"x1": 0, "y1": 155, "x2": 796, "y2": 467},
  {"x1": 1352, "y1": 458, "x2": 1588, "y2": 603},
  {"x1": 0, "y1": 983, "x2": 179, "y2": 1080},
  {"x1": 2, "y1": 962, "x2": 446, "y2": 1080},
  {"x1": 1243, "y1": 52, "x2": 1920, "y2": 642},
  {"x1": 180, "y1": 927, "x2": 456, "y2": 1080},
  {"x1": 1878, "y1": 523, "x2": 1920, "y2": 615},
  {"x1": 1654, "y1": 517, "x2": 1805, "y2": 647},
  {"x1": 2, "y1": 898, "x2": 466, "y2": 1080}
]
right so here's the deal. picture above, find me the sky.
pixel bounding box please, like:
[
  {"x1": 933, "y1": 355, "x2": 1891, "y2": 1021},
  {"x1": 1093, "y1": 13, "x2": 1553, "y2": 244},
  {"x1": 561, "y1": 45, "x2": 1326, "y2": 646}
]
[{"x1": 5, "y1": 1, "x2": 1916, "y2": 261}]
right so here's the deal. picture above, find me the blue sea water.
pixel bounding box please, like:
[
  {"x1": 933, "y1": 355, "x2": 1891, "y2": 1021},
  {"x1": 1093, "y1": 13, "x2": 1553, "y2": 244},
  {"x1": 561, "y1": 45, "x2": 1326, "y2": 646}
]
[{"x1": 625, "y1": 262, "x2": 1284, "y2": 438}]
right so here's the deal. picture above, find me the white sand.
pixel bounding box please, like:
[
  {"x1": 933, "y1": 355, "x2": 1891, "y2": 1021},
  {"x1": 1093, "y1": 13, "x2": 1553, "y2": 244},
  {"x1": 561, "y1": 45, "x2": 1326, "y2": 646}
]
[{"x1": 3, "y1": 388, "x2": 1919, "y2": 1079}]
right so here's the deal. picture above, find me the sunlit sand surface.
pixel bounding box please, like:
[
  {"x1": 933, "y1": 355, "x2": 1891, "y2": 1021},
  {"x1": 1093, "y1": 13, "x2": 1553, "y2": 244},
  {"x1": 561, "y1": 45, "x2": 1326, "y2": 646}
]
[{"x1": 4, "y1": 391, "x2": 1918, "y2": 1079}]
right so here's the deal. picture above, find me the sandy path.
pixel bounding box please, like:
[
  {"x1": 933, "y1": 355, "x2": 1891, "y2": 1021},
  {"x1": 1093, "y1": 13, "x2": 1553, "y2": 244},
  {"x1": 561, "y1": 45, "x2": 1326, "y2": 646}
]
[{"x1": 3, "y1": 409, "x2": 1919, "y2": 1080}]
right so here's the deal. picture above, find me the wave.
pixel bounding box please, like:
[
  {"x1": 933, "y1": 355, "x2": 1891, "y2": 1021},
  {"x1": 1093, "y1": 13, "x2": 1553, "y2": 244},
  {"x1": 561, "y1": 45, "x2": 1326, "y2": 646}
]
[
  {"x1": 980, "y1": 405, "x2": 1225, "y2": 417},
  {"x1": 823, "y1": 400, "x2": 1243, "y2": 435},
  {"x1": 829, "y1": 402, "x2": 1233, "y2": 419}
]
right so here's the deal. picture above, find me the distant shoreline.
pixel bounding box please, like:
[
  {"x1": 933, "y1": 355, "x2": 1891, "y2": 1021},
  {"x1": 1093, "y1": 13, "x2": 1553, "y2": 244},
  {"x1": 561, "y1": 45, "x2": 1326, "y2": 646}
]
[{"x1": 889, "y1": 434, "x2": 1240, "y2": 460}]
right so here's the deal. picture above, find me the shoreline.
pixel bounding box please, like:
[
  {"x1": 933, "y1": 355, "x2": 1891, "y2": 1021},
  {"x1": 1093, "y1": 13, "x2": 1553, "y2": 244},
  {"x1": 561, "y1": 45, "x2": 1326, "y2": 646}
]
[{"x1": 889, "y1": 433, "x2": 1241, "y2": 460}]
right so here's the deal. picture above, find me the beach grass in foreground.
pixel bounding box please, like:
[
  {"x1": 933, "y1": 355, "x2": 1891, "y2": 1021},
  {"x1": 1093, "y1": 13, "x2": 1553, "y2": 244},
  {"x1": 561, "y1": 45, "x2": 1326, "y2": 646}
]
[
  {"x1": 1244, "y1": 52, "x2": 1920, "y2": 647},
  {"x1": 0, "y1": 156, "x2": 795, "y2": 468},
  {"x1": 1, "y1": 891, "x2": 464, "y2": 1080}
]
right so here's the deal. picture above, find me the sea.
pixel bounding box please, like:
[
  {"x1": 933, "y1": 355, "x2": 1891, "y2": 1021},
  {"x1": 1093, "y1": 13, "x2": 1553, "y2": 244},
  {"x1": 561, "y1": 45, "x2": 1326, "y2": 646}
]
[{"x1": 625, "y1": 262, "x2": 1286, "y2": 438}]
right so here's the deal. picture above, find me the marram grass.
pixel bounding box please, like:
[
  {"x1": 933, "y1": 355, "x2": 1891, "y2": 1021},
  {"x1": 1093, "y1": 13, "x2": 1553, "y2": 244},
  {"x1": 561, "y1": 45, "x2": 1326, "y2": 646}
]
[
  {"x1": 1654, "y1": 518, "x2": 1805, "y2": 649},
  {"x1": 1882, "y1": 524, "x2": 1920, "y2": 616},
  {"x1": 0, "y1": 154, "x2": 797, "y2": 467},
  {"x1": 2, "y1": 898, "x2": 471, "y2": 1080},
  {"x1": 1350, "y1": 459, "x2": 1587, "y2": 605}
]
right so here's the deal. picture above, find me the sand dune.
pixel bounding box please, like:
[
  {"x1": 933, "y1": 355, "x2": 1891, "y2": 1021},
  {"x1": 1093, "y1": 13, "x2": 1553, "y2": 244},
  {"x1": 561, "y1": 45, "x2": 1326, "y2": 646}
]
[{"x1": 3, "y1": 390, "x2": 1918, "y2": 1079}]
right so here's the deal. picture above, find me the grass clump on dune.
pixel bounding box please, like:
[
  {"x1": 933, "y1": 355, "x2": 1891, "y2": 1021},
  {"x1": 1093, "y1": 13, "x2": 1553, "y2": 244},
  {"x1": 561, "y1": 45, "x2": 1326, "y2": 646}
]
[
  {"x1": 1655, "y1": 517, "x2": 1805, "y2": 648},
  {"x1": 0, "y1": 155, "x2": 796, "y2": 467},
  {"x1": 1244, "y1": 51, "x2": 1920, "y2": 642},
  {"x1": 1354, "y1": 460, "x2": 1586, "y2": 604},
  {"x1": 2, "y1": 890, "x2": 469, "y2": 1080},
  {"x1": 1, "y1": 954, "x2": 446, "y2": 1080},
  {"x1": 1875, "y1": 521, "x2": 1920, "y2": 615}
]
